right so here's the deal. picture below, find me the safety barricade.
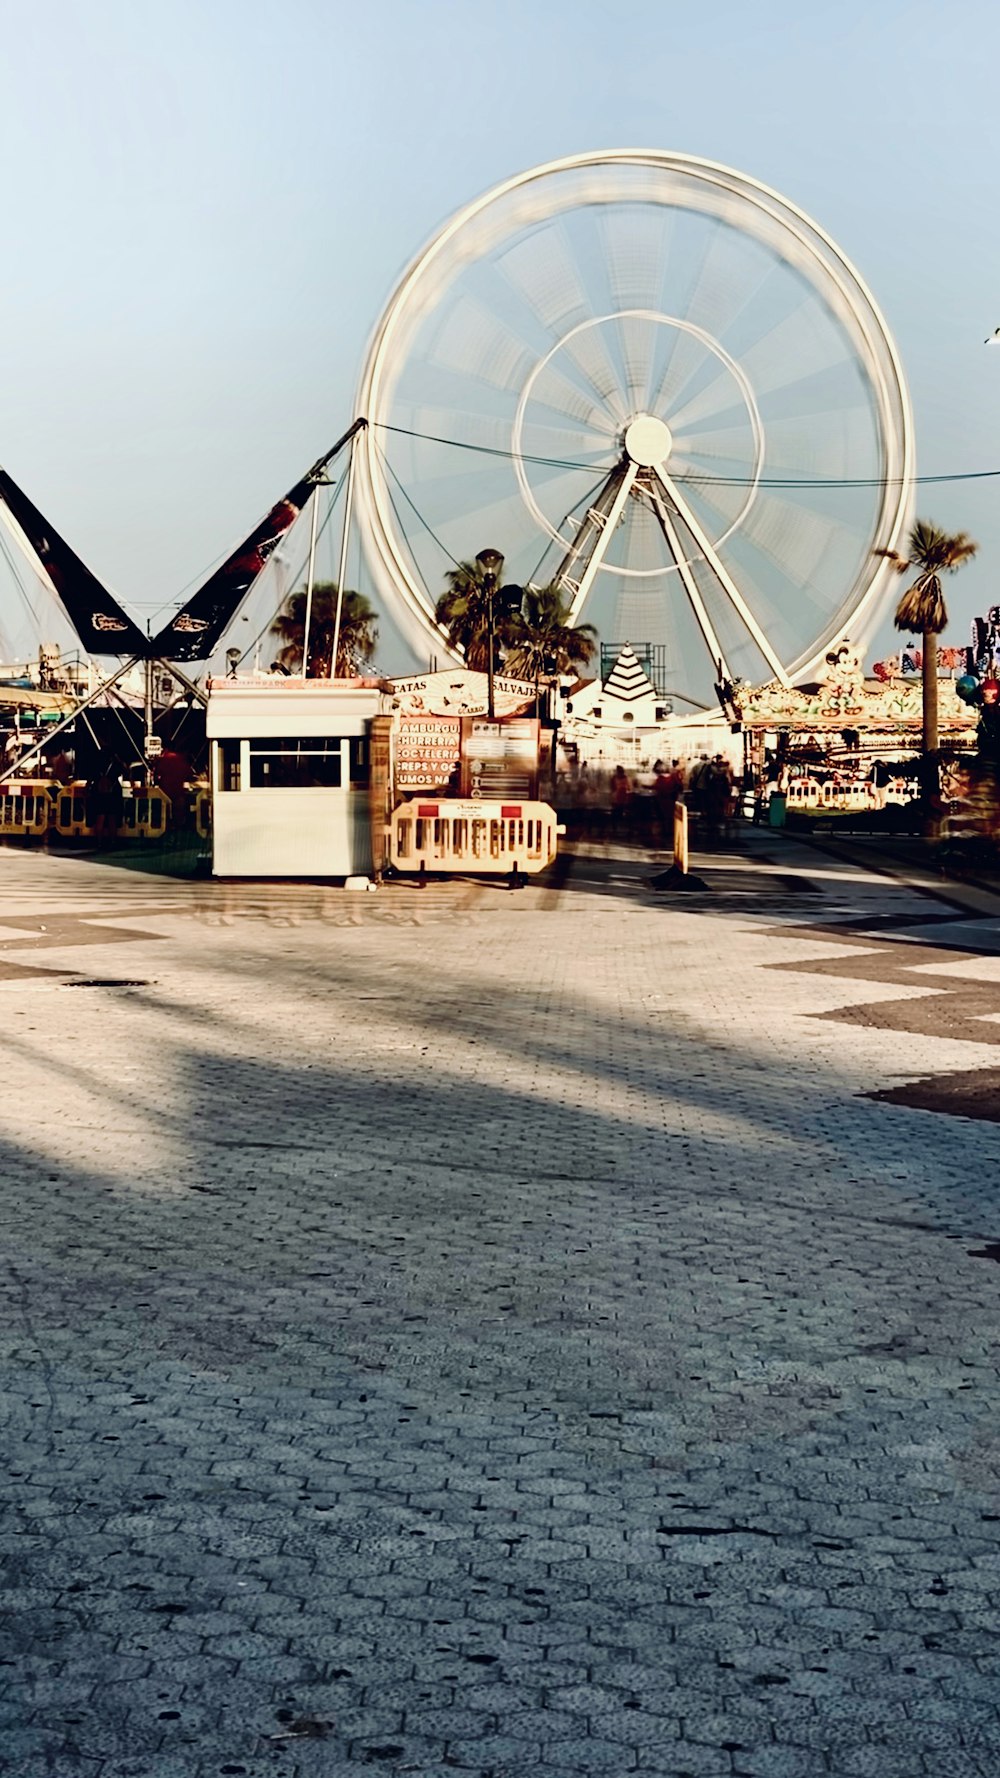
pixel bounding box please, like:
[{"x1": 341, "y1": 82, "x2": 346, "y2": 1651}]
[
  {"x1": 786, "y1": 778, "x2": 821, "y2": 809},
  {"x1": 192, "y1": 785, "x2": 211, "y2": 839},
  {"x1": 389, "y1": 798, "x2": 559, "y2": 875},
  {"x1": 820, "y1": 780, "x2": 880, "y2": 812},
  {"x1": 119, "y1": 786, "x2": 170, "y2": 839},
  {"x1": 52, "y1": 781, "x2": 93, "y2": 838},
  {"x1": 0, "y1": 779, "x2": 54, "y2": 839}
]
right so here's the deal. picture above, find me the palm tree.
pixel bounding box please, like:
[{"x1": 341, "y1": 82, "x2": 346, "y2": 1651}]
[
  {"x1": 434, "y1": 560, "x2": 507, "y2": 668},
  {"x1": 878, "y1": 521, "x2": 978, "y2": 758},
  {"x1": 270, "y1": 582, "x2": 378, "y2": 678},
  {"x1": 502, "y1": 583, "x2": 597, "y2": 694}
]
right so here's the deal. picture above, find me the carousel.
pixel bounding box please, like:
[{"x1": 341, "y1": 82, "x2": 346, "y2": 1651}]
[{"x1": 731, "y1": 642, "x2": 978, "y2": 829}]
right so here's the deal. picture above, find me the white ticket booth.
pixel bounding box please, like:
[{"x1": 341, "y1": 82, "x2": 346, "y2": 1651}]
[{"x1": 206, "y1": 678, "x2": 385, "y2": 877}]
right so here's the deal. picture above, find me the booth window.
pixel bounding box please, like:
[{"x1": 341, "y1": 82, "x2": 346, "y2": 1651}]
[
  {"x1": 249, "y1": 737, "x2": 343, "y2": 788},
  {"x1": 217, "y1": 740, "x2": 241, "y2": 792},
  {"x1": 349, "y1": 736, "x2": 370, "y2": 787}
]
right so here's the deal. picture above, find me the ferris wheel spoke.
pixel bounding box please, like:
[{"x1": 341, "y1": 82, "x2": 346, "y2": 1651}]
[
  {"x1": 736, "y1": 494, "x2": 848, "y2": 593},
  {"x1": 496, "y1": 221, "x2": 630, "y2": 423},
  {"x1": 654, "y1": 466, "x2": 789, "y2": 684},
  {"x1": 731, "y1": 302, "x2": 858, "y2": 402},
  {"x1": 666, "y1": 369, "x2": 758, "y2": 439},
  {"x1": 671, "y1": 468, "x2": 747, "y2": 528},
  {"x1": 599, "y1": 204, "x2": 672, "y2": 313},
  {"x1": 754, "y1": 410, "x2": 877, "y2": 479},
  {"x1": 612, "y1": 313, "x2": 657, "y2": 418},
  {"x1": 645, "y1": 229, "x2": 765, "y2": 418},
  {"x1": 428, "y1": 295, "x2": 537, "y2": 393},
  {"x1": 517, "y1": 413, "x2": 619, "y2": 458},
  {"x1": 496, "y1": 217, "x2": 596, "y2": 337},
  {"x1": 555, "y1": 327, "x2": 631, "y2": 426},
  {"x1": 669, "y1": 427, "x2": 760, "y2": 490},
  {"x1": 647, "y1": 330, "x2": 720, "y2": 426},
  {"x1": 523, "y1": 386, "x2": 623, "y2": 449}
]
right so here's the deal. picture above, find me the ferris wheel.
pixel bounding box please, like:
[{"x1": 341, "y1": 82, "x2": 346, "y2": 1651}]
[{"x1": 354, "y1": 150, "x2": 913, "y2": 705}]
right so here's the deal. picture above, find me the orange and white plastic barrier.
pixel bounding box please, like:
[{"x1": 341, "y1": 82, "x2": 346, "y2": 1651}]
[
  {"x1": 0, "y1": 779, "x2": 53, "y2": 838},
  {"x1": 52, "y1": 782, "x2": 92, "y2": 837},
  {"x1": 119, "y1": 787, "x2": 170, "y2": 838},
  {"x1": 389, "y1": 798, "x2": 559, "y2": 875},
  {"x1": 192, "y1": 786, "x2": 211, "y2": 839}
]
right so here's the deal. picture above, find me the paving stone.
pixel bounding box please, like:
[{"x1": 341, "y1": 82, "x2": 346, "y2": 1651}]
[
  {"x1": 730, "y1": 1750, "x2": 830, "y2": 1778},
  {"x1": 541, "y1": 1736, "x2": 641, "y2": 1769},
  {"x1": 447, "y1": 1733, "x2": 545, "y2": 1766},
  {"x1": 635, "y1": 1745, "x2": 734, "y2": 1775},
  {"x1": 3, "y1": 840, "x2": 1000, "y2": 1775}
]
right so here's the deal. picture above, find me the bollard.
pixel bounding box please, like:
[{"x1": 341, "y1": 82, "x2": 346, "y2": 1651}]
[{"x1": 672, "y1": 802, "x2": 688, "y2": 875}]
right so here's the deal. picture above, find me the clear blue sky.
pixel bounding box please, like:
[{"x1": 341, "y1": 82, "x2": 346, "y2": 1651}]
[{"x1": 0, "y1": 0, "x2": 997, "y2": 669}]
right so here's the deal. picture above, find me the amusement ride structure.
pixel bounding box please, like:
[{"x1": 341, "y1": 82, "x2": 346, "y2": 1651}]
[
  {"x1": 355, "y1": 149, "x2": 914, "y2": 708},
  {"x1": 0, "y1": 148, "x2": 915, "y2": 763}
]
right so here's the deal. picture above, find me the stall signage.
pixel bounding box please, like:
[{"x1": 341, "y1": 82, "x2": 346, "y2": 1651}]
[
  {"x1": 395, "y1": 715, "x2": 461, "y2": 790},
  {"x1": 391, "y1": 670, "x2": 535, "y2": 717},
  {"x1": 461, "y1": 717, "x2": 540, "y2": 799}
]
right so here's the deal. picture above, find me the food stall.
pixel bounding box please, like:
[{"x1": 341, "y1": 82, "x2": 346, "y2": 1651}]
[{"x1": 206, "y1": 676, "x2": 388, "y2": 877}]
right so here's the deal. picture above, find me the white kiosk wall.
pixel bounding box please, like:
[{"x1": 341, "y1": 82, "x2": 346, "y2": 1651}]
[{"x1": 206, "y1": 680, "x2": 385, "y2": 878}]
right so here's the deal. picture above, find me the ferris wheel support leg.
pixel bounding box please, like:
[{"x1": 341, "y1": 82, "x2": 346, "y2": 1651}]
[
  {"x1": 646, "y1": 481, "x2": 732, "y2": 683},
  {"x1": 567, "y1": 460, "x2": 639, "y2": 624},
  {"x1": 551, "y1": 467, "x2": 627, "y2": 591},
  {"x1": 653, "y1": 466, "x2": 790, "y2": 687}
]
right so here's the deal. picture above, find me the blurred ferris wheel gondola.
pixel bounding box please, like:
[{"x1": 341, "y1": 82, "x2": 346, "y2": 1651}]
[{"x1": 354, "y1": 149, "x2": 914, "y2": 706}]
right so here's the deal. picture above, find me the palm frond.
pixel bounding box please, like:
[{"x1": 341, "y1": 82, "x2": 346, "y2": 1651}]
[
  {"x1": 907, "y1": 519, "x2": 979, "y2": 574},
  {"x1": 894, "y1": 573, "x2": 948, "y2": 636},
  {"x1": 874, "y1": 547, "x2": 909, "y2": 575},
  {"x1": 503, "y1": 581, "x2": 597, "y2": 680},
  {"x1": 270, "y1": 582, "x2": 378, "y2": 675}
]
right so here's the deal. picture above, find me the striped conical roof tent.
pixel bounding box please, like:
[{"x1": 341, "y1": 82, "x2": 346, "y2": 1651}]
[{"x1": 602, "y1": 643, "x2": 657, "y2": 704}]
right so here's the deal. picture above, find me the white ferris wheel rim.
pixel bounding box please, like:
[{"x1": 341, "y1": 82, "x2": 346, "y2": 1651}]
[{"x1": 355, "y1": 148, "x2": 914, "y2": 680}]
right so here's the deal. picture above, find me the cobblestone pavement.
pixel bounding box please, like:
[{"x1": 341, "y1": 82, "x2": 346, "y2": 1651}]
[{"x1": 2, "y1": 834, "x2": 1000, "y2": 1777}]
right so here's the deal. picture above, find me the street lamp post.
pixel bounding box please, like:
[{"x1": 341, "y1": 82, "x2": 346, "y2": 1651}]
[{"x1": 475, "y1": 548, "x2": 505, "y2": 719}]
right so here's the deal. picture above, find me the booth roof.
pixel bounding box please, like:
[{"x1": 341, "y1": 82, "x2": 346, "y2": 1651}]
[{"x1": 207, "y1": 674, "x2": 389, "y2": 691}]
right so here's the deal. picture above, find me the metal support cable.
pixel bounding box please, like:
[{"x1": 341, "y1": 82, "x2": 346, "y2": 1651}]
[
  {"x1": 371, "y1": 420, "x2": 1000, "y2": 490},
  {"x1": 374, "y1": 438, "x2": 462, "y2": 571}
]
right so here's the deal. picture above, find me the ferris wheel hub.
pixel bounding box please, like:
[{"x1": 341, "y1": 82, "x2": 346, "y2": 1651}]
[{"x1": 623, "y1": 412, "x2": 673, "y2": 467}]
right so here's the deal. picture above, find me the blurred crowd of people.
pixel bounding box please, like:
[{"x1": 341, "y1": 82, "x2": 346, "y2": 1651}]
[{"x1": 555, "y1": 753, "x2": 741, "y2": 847}]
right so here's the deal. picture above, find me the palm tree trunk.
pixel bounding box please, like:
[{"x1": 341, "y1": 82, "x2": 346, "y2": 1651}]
[
  {"x1": 922, "y1": 628, "x2": 939, "y2": 756},
  {"x1": 922, "y1": 627, "x2": 940, "y2": 835}
]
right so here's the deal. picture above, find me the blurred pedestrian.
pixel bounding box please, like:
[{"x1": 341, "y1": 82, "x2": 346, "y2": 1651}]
[
  {"x1": 703, "y1": 755, "x2": 732, "y2": 849},
  {"x1": 610, "y1": 764, "x2": 631, "y2": 839},
  {"x1": 653, "y1": 758, "x2": 684, "y2": 844}
]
